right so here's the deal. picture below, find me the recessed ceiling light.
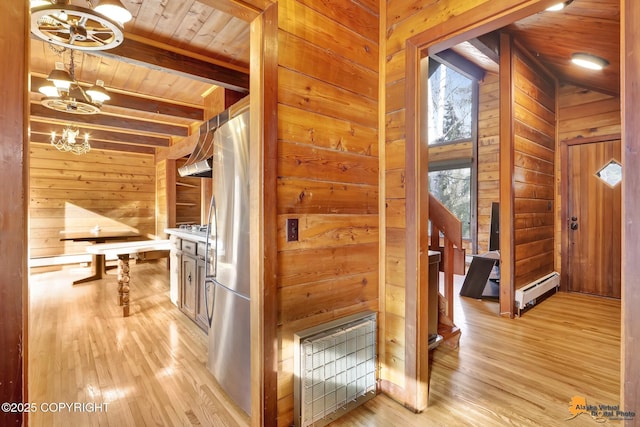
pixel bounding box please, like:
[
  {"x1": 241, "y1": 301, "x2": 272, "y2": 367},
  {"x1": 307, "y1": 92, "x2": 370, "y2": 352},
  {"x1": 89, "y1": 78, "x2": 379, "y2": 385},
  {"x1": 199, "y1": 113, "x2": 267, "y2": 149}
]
[
  {"x1": 546, "y1": 0, "x2": 574, "y2": 12},
  {"x1": 571, "y1": 52, "x2": 609, "y2": 70}
]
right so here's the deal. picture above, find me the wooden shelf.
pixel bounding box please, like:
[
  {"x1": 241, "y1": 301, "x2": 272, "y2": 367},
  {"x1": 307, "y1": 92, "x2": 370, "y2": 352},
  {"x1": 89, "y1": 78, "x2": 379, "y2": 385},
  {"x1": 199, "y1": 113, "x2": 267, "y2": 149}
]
[
  {"x1": 173, "y1": 157, "x2": 203, "y2": 227},
  {"x1": 176, "y1": 181, "x2": 199, "y2": 188}
]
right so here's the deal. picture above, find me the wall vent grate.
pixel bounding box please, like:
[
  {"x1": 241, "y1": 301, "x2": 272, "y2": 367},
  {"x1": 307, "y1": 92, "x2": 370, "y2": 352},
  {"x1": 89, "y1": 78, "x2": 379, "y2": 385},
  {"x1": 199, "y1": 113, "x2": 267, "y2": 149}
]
[{"x1": 294, "y1": 311, "x2": 377, "y2": 427}]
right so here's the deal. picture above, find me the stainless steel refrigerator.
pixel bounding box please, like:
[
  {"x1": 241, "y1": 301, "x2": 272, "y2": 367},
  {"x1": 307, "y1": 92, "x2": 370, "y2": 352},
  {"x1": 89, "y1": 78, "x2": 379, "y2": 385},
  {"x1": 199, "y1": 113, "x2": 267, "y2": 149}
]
[{"x1": 205, "y1": 110, "x2": 251, "y2": 415}]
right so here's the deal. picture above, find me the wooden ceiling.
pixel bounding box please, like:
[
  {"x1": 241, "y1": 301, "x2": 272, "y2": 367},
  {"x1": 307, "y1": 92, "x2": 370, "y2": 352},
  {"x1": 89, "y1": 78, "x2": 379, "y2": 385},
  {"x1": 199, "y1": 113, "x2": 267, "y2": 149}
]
[
  {"x1": 29, "y1": 0, "x2": 620, "y2": 154},
  {"x1": 506, "y1": 0, "x2": 619, "y2": 96},
  {"x1": 450, "y1": 0, "x2": 619, "y2": 95},
  {"x1": 28, "y1": 0, "x2": 259, "y2": 154}
]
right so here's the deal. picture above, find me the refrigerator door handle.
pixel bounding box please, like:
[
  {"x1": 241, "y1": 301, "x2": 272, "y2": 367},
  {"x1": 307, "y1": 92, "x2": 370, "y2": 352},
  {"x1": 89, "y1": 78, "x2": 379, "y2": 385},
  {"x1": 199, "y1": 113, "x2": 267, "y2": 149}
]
[
  {"x1": 205, "y1": 195, "x2": 218, "y2": 328},
  {"x1": 205, "y1": 280, "x2": 215, "y2": 327},
  {"x1": 205, "y1": 196, "x2": 218, "y2": 279}
]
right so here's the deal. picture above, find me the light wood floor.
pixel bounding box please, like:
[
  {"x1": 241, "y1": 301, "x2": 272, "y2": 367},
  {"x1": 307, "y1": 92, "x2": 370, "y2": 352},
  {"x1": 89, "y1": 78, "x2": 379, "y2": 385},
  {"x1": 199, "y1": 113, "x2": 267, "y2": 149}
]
[
  {"x1": 29, "y1": 262, "x2": 249, "y2": 427},
  {"x1": 334, "y1": 276, "x2": 622, "y2": 426},
  {"x1": 30, "y1": 264, "x2": 621, "y2": 426}
]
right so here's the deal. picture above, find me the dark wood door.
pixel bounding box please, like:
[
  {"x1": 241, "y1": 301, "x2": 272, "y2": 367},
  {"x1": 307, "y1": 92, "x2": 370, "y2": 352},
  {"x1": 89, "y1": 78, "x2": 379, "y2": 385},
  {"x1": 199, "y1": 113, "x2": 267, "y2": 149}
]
[{"x1": 567, "y1": 140, "x2": 621, "y2": 297}]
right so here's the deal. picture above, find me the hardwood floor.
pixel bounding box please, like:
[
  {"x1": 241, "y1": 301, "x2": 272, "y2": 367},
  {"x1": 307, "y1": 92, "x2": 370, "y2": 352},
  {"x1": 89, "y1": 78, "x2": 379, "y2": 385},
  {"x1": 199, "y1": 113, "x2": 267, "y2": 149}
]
[
  {"x1": 334, "y1": 276, "x2": 621, "y2": 426},
  {"x1": 29, "y1": 262, "x2": 249, "y2": 427},
  {"x1": 30, "y1": 265, "x2": 621, "y2": 426}
]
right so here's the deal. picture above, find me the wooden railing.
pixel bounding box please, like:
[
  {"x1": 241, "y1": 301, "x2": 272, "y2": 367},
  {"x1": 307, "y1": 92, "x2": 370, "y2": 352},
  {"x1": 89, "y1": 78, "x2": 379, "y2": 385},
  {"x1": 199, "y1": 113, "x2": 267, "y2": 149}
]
[{"x1": 429, "y1": 193, "x2": 462, "y2": 347}]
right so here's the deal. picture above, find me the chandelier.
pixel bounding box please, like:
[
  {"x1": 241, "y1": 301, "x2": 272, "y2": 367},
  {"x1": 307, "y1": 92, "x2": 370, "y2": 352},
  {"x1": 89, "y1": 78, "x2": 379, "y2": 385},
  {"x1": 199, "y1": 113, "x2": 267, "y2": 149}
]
[
  {"x1": 38, "y1": 47, "x2": 111, "y2": 115},
  {"x1": 51, "y1": 125, "x2": 91, "y2": 155},
  {"x1": 30, "y1": 0, "x2": 132, "y2": 51}
]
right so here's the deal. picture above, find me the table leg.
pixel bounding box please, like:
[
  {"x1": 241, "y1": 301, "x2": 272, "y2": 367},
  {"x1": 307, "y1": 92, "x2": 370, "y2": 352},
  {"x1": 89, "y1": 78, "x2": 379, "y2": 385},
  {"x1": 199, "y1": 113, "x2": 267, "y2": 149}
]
[
  {"x1": 117, "y1": 254, "x2": 131, "y2": 317},
  {"x1": 72, "y1": 253, "x2": 108, "y2": 285}
]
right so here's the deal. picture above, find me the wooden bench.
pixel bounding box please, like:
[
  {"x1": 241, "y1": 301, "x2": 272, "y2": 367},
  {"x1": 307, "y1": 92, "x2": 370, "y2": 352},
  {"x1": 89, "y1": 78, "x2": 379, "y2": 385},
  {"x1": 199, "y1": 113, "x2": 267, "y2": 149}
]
[{"x1": 87, "y1": 240, "x2": 172, "y2": 317}]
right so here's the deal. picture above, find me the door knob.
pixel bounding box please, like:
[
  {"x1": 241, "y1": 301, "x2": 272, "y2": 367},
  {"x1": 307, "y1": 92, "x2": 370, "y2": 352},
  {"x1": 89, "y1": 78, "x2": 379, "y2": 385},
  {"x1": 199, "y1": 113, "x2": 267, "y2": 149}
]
[{"x1": 570, "y1": 221, "x2": 578, "y2": 230}]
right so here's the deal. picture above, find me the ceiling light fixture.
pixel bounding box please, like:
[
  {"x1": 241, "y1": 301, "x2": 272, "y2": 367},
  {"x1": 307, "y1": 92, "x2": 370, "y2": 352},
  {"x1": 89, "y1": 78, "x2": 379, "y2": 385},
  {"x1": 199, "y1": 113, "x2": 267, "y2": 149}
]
[
  {"x1": 39, "y1": 48, "x2": 111, "y2": 115},
  {"x1": 546, "y1": 0, "x2": 573, "y2": 11},
  {"x1": 30, "y1": 0, "x2": 132, "y2": 51},
  {"x1": 51, "y1": 124, "x2": 91, "y2": 155},
  {"x1": 571, "y1": 52, "x2": 609, "y2": 71}
]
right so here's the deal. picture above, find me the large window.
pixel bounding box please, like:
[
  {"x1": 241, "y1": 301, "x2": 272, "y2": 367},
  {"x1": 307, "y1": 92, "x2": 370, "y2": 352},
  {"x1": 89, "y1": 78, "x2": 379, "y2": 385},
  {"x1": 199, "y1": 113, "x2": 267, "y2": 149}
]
[
  {"x1": 427, "y1": 59, "x2": 477, "y2": 244},
  {"x1": 428, "y1": 61, "x2": 474, "y2": 145}
]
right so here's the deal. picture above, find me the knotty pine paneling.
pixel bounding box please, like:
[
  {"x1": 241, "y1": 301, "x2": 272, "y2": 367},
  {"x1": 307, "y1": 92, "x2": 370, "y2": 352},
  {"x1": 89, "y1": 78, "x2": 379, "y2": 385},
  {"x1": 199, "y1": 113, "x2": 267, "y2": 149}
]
[
  {"x1": 29, "y1": 143, "x2": 157, "y2": 258},
  {"x1": 276, "y1": 0, "x2": 379, "y2": 423},
  {"x1": 512, "y1": 45, "x2": 556, "y2": 288},
  {"x1": 556, "y1": 84, "x2": 621, "y2": 274},
  {"x1": 156, "y1": 159, "x2": 168, "y2": 238},
  {"x1": 477, "y1": 73, "x2": 500, "y2": 254}
]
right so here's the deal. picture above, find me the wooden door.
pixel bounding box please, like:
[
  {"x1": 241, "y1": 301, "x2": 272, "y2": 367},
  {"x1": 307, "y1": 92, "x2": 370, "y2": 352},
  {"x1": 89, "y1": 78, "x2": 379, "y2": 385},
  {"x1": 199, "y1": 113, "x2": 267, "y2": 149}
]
[{"x1": 567, "y1": 140, "x2": 621, "y2": 297}]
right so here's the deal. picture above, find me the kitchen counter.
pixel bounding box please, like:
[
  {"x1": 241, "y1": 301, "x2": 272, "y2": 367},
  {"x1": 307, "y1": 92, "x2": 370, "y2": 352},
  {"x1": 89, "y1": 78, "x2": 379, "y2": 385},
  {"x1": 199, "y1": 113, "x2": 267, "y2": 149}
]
[{"x1": 164, "y1": 228, "x2": 208, "y2": 243}]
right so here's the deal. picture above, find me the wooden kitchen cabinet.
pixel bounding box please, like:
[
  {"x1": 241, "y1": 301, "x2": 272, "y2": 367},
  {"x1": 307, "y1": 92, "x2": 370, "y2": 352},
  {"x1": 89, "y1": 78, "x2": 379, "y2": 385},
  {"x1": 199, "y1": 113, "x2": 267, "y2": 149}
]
[
  {"x1": 195, "y1": 255, "x2": 209, "y2": 331},
  {"x1": 180, "y1": 253, "x2": 197, "y2": 320},
  {"x1": 175, "y1": 237, "x2": 208, "y2": 333}
]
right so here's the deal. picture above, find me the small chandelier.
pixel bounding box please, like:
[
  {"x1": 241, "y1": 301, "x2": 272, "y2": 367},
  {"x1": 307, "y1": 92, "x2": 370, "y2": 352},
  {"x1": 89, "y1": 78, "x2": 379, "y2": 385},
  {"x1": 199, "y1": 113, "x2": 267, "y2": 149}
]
[
  {"x1": 51, "y1": 125, "x2": 91, "y2": 155},
  {"x1": 30, "y1": 0, "x2": 132, "y2": 51},
  {"x1": 39, "y1": 48, "x2": 111, "y2": 115}
]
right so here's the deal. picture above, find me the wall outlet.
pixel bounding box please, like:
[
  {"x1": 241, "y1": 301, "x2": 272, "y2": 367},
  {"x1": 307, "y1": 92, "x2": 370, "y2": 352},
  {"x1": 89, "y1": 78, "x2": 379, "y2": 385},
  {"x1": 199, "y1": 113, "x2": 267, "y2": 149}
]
[{"x1": 286, "y1": 218, "x2": 299, "y2": 242}]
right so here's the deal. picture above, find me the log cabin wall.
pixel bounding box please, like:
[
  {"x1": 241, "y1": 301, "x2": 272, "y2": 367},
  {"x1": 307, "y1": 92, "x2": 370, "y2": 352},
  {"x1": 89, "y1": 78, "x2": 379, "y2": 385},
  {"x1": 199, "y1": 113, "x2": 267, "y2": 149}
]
[
  {"x1": 556, "y1": 84, "x2": 621, "y2": 274},
  {"x1": 509, "y1": 42, "x2": 557, "y2": 288},
  {"x1": 29, "y1": 143, "x2": 157, "y2": 258},
  {"x1": 275, "y1": 0, "x2": 379, "y2": 424},
  {"x1": 477, "y1": 72, "x2": 500, "y2": 253}
]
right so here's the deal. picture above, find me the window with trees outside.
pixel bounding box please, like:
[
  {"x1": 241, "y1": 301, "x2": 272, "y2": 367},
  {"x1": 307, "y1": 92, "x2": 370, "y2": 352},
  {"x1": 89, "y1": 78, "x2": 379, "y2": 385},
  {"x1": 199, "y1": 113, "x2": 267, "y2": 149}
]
[{"x1": 427, "y1": 59, "x2": 476, "y2": 241}]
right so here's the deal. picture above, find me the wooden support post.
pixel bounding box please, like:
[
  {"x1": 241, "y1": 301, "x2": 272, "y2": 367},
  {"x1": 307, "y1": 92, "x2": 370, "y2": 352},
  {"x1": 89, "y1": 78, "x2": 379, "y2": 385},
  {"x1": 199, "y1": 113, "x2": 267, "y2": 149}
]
[
  {"x1": 117, "y1": 255, "x2": 131, "y2": 317},
  {"x1": 444, "y1": 239, "x2": 454, "y2": 321}
]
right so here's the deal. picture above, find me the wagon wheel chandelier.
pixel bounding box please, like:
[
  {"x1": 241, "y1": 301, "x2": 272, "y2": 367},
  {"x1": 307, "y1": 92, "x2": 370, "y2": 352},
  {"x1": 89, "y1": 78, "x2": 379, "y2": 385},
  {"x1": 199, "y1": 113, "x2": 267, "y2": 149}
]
[
  {"x1": 38, "y1": 47, "x2": 111, "y2": 115},
  {"x1": 30, "y1": 0, "x2": 132, "y2": 51}
]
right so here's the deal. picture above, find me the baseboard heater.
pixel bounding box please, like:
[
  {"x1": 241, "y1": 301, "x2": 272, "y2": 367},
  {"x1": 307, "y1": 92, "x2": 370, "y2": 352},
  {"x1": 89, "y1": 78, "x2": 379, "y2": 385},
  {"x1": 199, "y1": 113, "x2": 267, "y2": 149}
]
[
  {"x1": 515, "y1": 272, "x2": 560, "y2": 316},
  {"x1": 294, "y1": 311, "x2": 377, "y2": 427}
]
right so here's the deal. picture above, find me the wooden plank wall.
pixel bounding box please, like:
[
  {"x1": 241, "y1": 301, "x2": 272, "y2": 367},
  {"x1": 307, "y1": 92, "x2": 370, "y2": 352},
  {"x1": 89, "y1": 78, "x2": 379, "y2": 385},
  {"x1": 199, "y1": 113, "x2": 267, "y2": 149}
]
[
  {"x1": 275, "y1": 0, "x2": 379, "y2": 423},
  {"x1": 29, "y1": 143, "x2": 157, "y2": 258},
  {"x1": 510, "y1": 44, "x2": 556, "y2": 288},
  {"x1": 383, "y1": 0, "x2": 500, "y2": 403},
  {"x1": 156, "y1": 159, "x2": 168, "y2": 238},
  {"x1": 556, "y1": 84, "x2": 621, "y2": 273},
  {"x1": 477, "y1": 72, "x2": 500, "y2": 253}
]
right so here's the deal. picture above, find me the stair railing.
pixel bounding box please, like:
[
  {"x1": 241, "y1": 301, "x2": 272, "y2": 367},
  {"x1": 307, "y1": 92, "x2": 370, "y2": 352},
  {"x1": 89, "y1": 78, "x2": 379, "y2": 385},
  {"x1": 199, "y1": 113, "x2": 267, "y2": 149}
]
[{"x1": 428, "y1": 193, "x2": 462, "y2": 326}]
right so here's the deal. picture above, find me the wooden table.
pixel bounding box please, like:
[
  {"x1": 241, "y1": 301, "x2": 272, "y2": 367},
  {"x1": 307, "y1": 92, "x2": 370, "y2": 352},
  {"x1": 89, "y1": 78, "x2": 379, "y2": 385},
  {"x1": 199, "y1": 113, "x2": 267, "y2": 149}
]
[
  {"x1": 87, "y1": 240, "x2": 172, "y2": 317},
  {"x1": 60, "y1": 230, "x2": 141, "y2": 284}
]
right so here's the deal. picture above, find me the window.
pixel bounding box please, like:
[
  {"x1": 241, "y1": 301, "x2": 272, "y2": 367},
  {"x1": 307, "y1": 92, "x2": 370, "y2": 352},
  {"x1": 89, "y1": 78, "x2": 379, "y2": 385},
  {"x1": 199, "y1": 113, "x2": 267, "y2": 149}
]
[
  {"x1": 426, "y1": 58, "x2": 477, "y2": 246},
  {"x1": 428, "y1": 61, "x2": 473, "y2": 145},
  {"x1": 429, "y1": 166, "x2": 472, "y2": 239}
]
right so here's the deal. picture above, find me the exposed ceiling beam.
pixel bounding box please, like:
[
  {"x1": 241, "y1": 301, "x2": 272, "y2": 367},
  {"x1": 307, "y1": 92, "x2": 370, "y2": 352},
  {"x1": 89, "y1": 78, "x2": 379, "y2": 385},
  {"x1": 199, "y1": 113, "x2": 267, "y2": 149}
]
[
  {"x1": 30, "y1": 76, "x2": 204, "y2": 121},
  {"x1": 30, "y1": 121, "x2": 170, "y2": 147},
  {"x1": 470, "y1": 33, "x2": 500, "y2": 65},
  {"x1": 95, "y1": 38, "x2": 250, "y2": 93},
  {"x1": 30, "y1": 104, "x2": 190, "y2": 137},
  {"x1": 196, "y1": 0, "x2": 262, "y2": 22},
  {"x1": 432, "y1": 49, "x2": 486, "y2": 82},
  {"x1": 30, "y1": 136, "x2": 156, "y2": 154}
]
